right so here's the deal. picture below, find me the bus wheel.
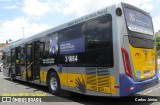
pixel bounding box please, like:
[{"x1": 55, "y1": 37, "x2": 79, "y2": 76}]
[{"x1": 47, "y1": 72, "x2": 60, "y2": 95}]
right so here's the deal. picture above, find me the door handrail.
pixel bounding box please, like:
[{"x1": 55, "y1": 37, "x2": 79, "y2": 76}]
[
  {"x1": 11, "y1": 64, "x2": 15, "y2": 68},
  {"x1": 26, "y1": 62, "x2": 33, "y2": 69}
]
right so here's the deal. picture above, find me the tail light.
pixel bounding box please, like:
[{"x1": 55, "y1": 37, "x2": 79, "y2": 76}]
[
  {"x1": 155, "y1": 51, "x2": 157, "y2": 73},
  {"x1": 121, "y1": 48, "x2": 132, "y2": 77}
]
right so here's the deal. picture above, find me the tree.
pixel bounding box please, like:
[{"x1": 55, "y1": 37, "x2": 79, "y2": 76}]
[
  {"x1": 156, "y1": 36, "x2": 160, "y2": 57},
  {"x1": 8, "y1": 39, "x2": 12, "y2": 43},
  {"x1": 156, "y1": 37, "x2": 160, "y2": 50}
]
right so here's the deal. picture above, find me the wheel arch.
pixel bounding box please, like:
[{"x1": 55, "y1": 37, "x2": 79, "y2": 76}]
[{"x1": 46, "y1": 68, "x2": 60, "y2": 86}]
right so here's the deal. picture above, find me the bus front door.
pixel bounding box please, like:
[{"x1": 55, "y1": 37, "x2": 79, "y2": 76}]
[
  {"x1": 15, "y1": 47, "x2": 22, "y2": 79},
  {"x1": 10, "y1": 48, "x2": 16, "y2": 78},
  {"x1": 26, "y1": 44, "x2": 33, "y2": 81},
  {"x1": 33, "y1": 42, "x2": 44, "y2": 82}
]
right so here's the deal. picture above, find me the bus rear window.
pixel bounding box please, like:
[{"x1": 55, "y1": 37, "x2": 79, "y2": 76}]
[{"x1": 124, "y1": 7, "x2": 154, "y2": 35}]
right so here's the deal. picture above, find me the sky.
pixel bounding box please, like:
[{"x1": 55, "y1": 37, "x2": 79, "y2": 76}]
[{"x1": 0, "y1": 0, "x2": 160, "y2": 43}]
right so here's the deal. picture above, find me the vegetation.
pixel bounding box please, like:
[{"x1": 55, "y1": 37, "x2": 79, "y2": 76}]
[
  {"x1": 156, "y1": 37, "x2": 160, "y2": 70},
  {"x1": 0, "y1": 43, "x2": 7, "y2": 47},
  {"x1": 156, "y1": 37, "x2": 160, "y2": 57},
  {"x1": 158, "y1": 64, "x2": 160, "y2": 70}
]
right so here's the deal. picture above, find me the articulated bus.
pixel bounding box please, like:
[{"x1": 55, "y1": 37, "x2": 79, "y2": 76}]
[{"x1": 2, "y1": 2, "x2": 159, "y2": 96}]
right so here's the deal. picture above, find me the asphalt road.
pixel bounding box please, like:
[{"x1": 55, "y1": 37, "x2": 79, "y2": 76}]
[{"x1": 0, "y1": 71, "x2": 160, "y2": 105}]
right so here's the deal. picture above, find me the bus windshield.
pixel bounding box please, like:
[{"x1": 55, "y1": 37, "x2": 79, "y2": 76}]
[{"x1": 124, "y1": 7, "x2": 154, "y2": 35}]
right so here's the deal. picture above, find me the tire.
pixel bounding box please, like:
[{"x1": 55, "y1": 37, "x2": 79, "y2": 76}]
[{"x1": 47, "y1": 72, "x2": 60, "y2": 95}]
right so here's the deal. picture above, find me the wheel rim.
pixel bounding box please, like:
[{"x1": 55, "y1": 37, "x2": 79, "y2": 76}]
[{"x1": 50, "y1": 77, "x2": 57, "y2": 91}]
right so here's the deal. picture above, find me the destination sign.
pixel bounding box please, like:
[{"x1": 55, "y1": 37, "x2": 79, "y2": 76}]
[{"x1": 68, "y1": 8, "x2": 107, "y2": 26}]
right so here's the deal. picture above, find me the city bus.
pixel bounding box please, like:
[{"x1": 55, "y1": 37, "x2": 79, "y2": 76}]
[{"x1": 2, "y1": 2, "x2": 159, "y2": 96}]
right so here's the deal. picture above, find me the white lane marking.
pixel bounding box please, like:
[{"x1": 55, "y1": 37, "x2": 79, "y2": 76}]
[{"x1": 143, "y1": 86, "x2": 160, "y2": 95}]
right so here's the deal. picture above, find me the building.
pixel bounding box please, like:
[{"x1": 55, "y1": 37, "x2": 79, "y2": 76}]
[{"x1": 155, "y1": 30, "x2": 160, "y2": 37}]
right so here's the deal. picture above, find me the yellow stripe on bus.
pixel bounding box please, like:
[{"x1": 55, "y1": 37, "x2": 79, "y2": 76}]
[
  {"x1": 59, "y1": 72, "x2": 116, "y2": 94},
  {"x1": 22, "y1": 70, "x2": 116, "y2": 94}
]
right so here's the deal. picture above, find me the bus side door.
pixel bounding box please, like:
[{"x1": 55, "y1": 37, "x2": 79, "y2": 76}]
[
  {"x1": 26, "y1": 44, "x2": 33, "y2": 81},
  {"x1": 33, "y1": 42, "x2": 45, "y2": 81},
  {"x1": 10, "y1": 48, "x2": 16, "y2": 78},
  {"x1": 15, "y1": 47, "x2": 24, "y2": 78}
]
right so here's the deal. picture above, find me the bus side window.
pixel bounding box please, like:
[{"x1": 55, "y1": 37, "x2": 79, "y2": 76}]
[
  {"x1": 59, "y1": 23, "x2": 85, "y2": 64},
  {"x1": 39, "y1": 44, "x2": 44, "y2": 53},
  {"x1": 86, "y1": 15, "x2": 113, "y2": 67},
  {"x1": 20, "y1": 48, "x2": 25, "y2": 65},
  {"x1": 39, "y1": 43, "x2": 45, "y2": 58},
  {"x1": 45, "y1": 36, "x2": 50, "y2": 52}
]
